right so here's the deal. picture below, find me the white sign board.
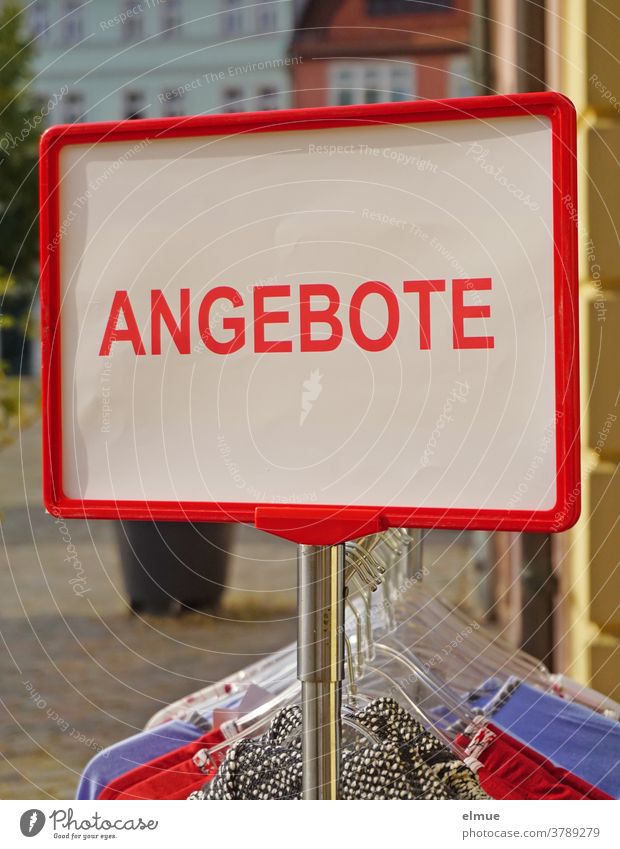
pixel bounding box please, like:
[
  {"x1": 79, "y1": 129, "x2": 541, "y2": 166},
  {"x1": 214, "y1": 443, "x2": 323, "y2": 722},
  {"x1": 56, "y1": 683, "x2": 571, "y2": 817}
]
[{"x1": 40, "y1": 95, "x2": 579, "y2": 543}]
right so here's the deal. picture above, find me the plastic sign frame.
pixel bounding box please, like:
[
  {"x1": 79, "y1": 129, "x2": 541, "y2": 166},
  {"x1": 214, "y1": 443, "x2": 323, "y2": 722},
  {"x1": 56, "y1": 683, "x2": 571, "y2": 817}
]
[{"x1": 40, "y1": 93, "x2": 580, "y2": 545}]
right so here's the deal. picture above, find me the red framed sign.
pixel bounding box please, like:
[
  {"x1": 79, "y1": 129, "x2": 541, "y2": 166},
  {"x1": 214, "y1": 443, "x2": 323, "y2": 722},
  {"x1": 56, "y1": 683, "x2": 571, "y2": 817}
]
[{"x1": 39, "y1": 92, "x2": 579, "y2": 544}]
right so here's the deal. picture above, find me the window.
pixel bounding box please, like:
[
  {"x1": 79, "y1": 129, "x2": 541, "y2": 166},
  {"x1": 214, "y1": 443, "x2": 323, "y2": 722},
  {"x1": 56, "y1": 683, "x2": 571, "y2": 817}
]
[
  {"x1": 123, "y1": 90, "x2": 147, "y2": 119},
  {"x1": 62, "y1": 1, "x2": 84, "y2": 45},
  {"x1": 389, "y1": 66, "x2": 413, "y2": 101},
  {"x1": 121, "y1": 1, "x2": 144, "y2": 42},
  {"x1": 362, "y1": 67, "x2": 381, "y2": 103},
  {"x1": 256, "y1": 0, "x2": 277, "y2": 32},
  {"x1": 161, "y1": 0, "x2": 183, "y2": 38},
  {"x1": 256, "y1": 86, "x2": 279, "y2": 110},
  {"x1": 367, "y1": 0, "x2": 453, "y2": 14},
  {"x1": 62, "y1": 91, "x2": 85, "y2": 122},
  {"x1": 329, "y1": 63, "x2": 413, "y2": 105},
  {"x1": 447, "y1": 54, "x2": 476, "y2": 98},
  {"x1": 331, "y1": 67, "x2": 355, "y2": 106},
  {"x1": 221, "y1": 86, "x2": 243, "y2": 112},
  {"x1": 161, "y1": 88, "x2": 184, "y2": 117},
  {"x1": 29, "y1": 2, "x2": 50, "y2": 42},
  {"x1": 221, "y1": 0, "x2": 243, "y2": 36}
]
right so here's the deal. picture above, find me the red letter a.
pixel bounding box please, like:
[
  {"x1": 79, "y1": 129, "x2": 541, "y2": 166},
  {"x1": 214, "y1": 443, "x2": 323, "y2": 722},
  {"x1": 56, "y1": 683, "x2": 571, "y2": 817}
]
[{"x1": 99, "y1": 290, "x2": 146, "y2": 356}]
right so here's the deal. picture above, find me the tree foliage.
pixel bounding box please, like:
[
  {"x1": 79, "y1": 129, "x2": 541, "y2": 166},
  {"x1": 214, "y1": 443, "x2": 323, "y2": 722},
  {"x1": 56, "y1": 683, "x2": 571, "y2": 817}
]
[
  {"x1": 0, "y1": 1, "x2": 41, "y2": 398},
  {"x1": 0, "y1": 1, "x2": 41, "y2": 377},
  {"x1": 0, "y1": 1, "x2": 41, "y2": 283}
]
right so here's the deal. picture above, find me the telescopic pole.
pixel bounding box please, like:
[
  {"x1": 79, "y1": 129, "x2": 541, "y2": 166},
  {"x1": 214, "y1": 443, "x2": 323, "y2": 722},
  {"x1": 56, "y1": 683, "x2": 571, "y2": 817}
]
[{"x1": 297, "y1": 543, "x2": 346, "y2": 800}]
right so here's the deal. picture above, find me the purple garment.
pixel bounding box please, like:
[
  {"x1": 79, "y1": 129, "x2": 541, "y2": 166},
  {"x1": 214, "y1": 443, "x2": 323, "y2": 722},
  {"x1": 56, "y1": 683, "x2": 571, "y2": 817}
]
[
  {"x1": 76, "y1": 720, "x2": 203, "y2": 800},
  {"x1": 430, "y1": 678, "x2": 503, "y2": 729}
]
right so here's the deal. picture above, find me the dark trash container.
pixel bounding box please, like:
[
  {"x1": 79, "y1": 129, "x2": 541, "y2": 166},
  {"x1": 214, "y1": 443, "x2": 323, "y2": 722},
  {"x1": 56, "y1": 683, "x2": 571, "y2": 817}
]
[{"x1": 115, "y1": 520, "x2": 232, "y2": 615}]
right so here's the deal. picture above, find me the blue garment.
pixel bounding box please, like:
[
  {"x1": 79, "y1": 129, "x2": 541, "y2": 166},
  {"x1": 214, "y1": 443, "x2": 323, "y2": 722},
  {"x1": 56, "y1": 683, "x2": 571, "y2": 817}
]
[
  {"x1": 76, "y1": 720, "x2": 203, "y2": 800},
  {"x1": 490, "y1": 681, "x2": 620, "y2": 799},
  {"x1": 430, "y1": 678, "x2": 503, "y2": 729}
]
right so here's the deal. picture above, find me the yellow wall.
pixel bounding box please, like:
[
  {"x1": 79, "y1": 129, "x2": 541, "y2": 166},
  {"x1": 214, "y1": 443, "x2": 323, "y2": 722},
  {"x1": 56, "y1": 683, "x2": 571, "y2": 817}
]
[{"x1": 555, "y1": 0, "x2": 620, "y2": 698}]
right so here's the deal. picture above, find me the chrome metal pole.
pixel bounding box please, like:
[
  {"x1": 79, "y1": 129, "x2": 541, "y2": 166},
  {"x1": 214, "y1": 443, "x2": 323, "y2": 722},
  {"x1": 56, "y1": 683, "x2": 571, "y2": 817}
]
[
  {"x1": 297, "y1": 543, "x2": 345, "y2": 800},
  {"x1": 406, "y1": 528, "x2": 426, "y2": 582}
]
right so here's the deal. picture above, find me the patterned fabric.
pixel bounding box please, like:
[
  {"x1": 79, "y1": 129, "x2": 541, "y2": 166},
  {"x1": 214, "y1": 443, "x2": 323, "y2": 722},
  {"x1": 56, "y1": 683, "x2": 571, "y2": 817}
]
[{"x1": 189, "y1": 698, "x2": 489, "y2": 801}]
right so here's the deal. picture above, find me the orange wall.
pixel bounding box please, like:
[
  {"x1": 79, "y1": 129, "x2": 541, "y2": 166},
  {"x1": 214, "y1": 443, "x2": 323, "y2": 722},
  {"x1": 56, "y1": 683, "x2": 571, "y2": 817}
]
[
  {"x1": 289, "y1": 0, "x2": 472, "y2": 107},
  {"x1": 291, "y1": 53, "x2": 458, "y2": 108},
  {"x1": 293, "y1": 61, "x2": 329, "y2": 109},
  {"x1": 292, "y1": 0, "x2": 471, "y2": 55}
]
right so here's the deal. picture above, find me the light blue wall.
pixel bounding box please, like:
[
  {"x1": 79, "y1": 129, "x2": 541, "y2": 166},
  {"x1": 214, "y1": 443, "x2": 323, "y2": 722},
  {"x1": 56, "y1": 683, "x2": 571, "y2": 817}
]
[{"x1": 26, "y1": 0, "x2": 298, "y2": 123}]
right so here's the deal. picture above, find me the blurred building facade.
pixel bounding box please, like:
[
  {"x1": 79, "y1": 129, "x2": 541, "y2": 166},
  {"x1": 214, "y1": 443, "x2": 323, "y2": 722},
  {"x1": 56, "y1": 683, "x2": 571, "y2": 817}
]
[
  {"x1": 289, "y1": 0, "x2": 474, "y2": 107},
  {"x1": 24, "y1": 0, "x2": 297, "y2": 122},
  {"x1": 23, "y1": 0, "x2": 475, "y2": 123}
]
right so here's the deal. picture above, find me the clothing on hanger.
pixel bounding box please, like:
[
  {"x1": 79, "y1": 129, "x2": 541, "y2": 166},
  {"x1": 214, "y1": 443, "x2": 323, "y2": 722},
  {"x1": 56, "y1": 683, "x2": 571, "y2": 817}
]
[
  {"x1": 99, "y1": 726, "x2": 227, "y2": 801},
  {"x1": 78, "y1": 529, "x2": 620, "y2": 802},
  {"x1": 455, "y1": 720, "x2": 612, "y2": 800},
  {"x1": 484, "y1": 680, "x2": 620, "y2": 799},
  {"x1": 192, "y1": 698, "x2": 490, "y2": 801},
  {"x1": 77, "y1": 720, "x2": 205, "y2": 800}
]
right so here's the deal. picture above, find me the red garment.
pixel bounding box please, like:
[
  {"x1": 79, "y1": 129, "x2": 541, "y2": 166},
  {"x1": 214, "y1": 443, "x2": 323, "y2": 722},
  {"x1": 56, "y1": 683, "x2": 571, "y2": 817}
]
[
  {"x1": 456, "y1": 723, "x2": 612, "y2": 800},
  {"x1": 98, "y1": 728, "x2": 225, "y2": 800}
]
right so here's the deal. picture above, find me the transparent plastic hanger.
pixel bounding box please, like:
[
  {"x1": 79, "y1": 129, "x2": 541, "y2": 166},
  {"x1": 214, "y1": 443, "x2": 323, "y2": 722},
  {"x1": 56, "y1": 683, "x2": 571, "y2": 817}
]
[
  {"x1": 379, "y1": 536, "x2": 620, "y2": 720},
  {"x1": 145, "y1": 642, "x2": 298, "y2": 729},
  {"x1": 192, "y1": 529, "x2": 413, "y2": 765},
  {"x1": 149, "y1": 528, "x2": 400, "y2": 729},
  {"x1": 147, "y1": 527, "x2": 512, "y2": 784},
  {"x1": 196, "y1": 632, "x2": 382, "y2": 768},
  {"x1": 416, "y1": 588, "x2": 547, "y2": 678},
  {"x1": 346, "y1": 570, "x2": 481, "y2": 751},
  {"x1": 400, "y1": 546, "x2": 620, "y2": 718},
  {"x1": 151, "y1": 523, "x2": 620, "y2": 773},
  {"x1": 360, "y1": 661, "x2": 468, "y2": 759},
  {"x1": 548, "y1": 675, "x2": 620, "y2": 719},
  {"x1": 392, "y1": 589, "x2": 548, "y2": 690},
  {"x1": 376, "y1": 637, "x2": 481, "y2": 724},
  {"x1": 147, "y1": 527, "x2": 528, "y2": 736}
]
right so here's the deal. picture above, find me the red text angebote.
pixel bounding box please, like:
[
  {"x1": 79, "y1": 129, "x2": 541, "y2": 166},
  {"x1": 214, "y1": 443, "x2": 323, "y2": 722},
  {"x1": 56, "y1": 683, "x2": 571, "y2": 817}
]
[{"x1": 98, "y1": 278, "x2": 495, "y2": 357}]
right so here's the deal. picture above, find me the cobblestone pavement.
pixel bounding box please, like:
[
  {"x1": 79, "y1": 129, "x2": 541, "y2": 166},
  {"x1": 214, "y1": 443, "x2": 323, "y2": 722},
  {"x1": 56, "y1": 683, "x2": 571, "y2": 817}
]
[{"x1": 0, "y1": 422, "x2": 476, "y2": 799}]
